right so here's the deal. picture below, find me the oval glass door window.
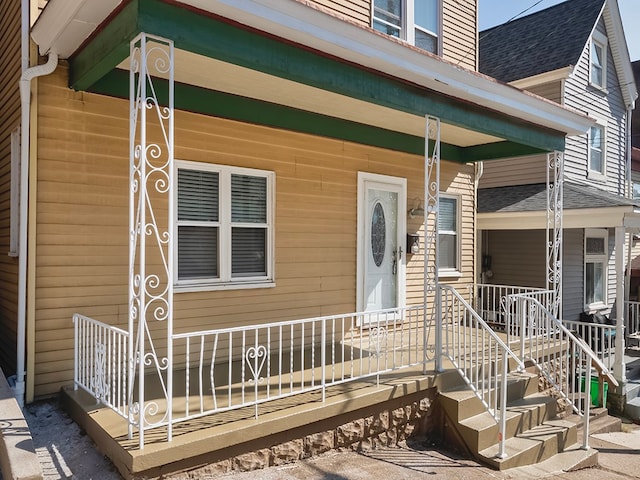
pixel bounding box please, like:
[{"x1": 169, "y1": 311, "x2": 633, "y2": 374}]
[{"x1": 371, "y1": 201, "x2": 386, "y2": 267}]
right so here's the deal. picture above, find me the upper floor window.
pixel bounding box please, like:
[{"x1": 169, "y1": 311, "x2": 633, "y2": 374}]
[
  {"x1": 438, "y1": 195, "x2": 460, "y2": 276},
  {"x1": 588, "y1": 123, "x2": 606, "y2": 177},
  {"x1": 373, "y1": 0, "x2": 440, "y2": 54},
  {"x1": 175, "y1": 161, "x2": 275, "y2": 291},
  {"x1": 590, "y1": 31, "x2": 607, "y2": 89}
]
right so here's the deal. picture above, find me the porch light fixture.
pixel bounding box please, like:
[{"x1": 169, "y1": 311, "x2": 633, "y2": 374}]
[{"x1": 408, "y1": 198, "x2": 424, "y2": 218}]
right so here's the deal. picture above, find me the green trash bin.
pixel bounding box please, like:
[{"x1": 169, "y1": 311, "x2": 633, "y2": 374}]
[{"x1": 580, "y1": 376, "x2": 608, "y2": 407}]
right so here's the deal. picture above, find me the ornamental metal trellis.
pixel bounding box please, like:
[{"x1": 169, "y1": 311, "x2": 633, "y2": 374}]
[
  {"x1": 424, "y1": 115, "x2": 441, "y2": 371},
  {"x1": 546, "y1": 151, "x2": 563, "y2": 318},
  {"x1": 128, "y1": 33, "x2": 175, "y2": 448}
]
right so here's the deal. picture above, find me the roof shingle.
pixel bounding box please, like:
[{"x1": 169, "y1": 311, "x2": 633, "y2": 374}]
[{"x1": 479, "y1": 0, "x2": 605, "y2": 83}]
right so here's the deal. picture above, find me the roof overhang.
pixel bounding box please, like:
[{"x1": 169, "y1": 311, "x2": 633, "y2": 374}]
[
  {"x1": 510, "y1": 67, "x2": 574, "y2": 90},
  {"x1": 31, "y1": 0, "x2": 595, "y2": 160}
]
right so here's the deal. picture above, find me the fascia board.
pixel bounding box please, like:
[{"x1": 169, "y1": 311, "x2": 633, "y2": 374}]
[
  {"x1": 509, "y1": 67, "x2": 573, "y2": 90},
  {"x1": 602, "y1": 0, "x2": 638, "y2": 108}
]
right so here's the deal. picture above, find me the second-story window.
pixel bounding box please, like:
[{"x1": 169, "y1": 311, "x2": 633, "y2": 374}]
[
  {"x1": 588, "y1": 124, "x2": 605, "y2": 177},
  {"x1": 373, "y1": 0, "x2": 440, "y2": 55},
  {"x1": 590, "y1": 31, "x2": 607, "y2": 89}
]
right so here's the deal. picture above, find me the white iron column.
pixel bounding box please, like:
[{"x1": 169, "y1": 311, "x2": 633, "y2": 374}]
[
  {"x1": 424, "y1": 116, "x2": 441, "y2": 371},
  {"x1": 613, "y1": 226, "x2": 627, "y2": 385},
  {"x1": 129, "y1": 33, "x2": 175, "y2": 449},
  {"x1": 546, "y1": 151, "x2": 563, "y2": 317}
]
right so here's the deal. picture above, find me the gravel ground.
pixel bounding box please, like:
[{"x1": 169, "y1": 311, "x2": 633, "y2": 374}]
[{"x1": 23, "y1": 398, "x2": 121, "y2": 480}]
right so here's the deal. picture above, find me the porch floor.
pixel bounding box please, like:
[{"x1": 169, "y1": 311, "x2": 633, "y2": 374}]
[{"x1": 61, "y1": 361, "x2": 463, "y2": 479}]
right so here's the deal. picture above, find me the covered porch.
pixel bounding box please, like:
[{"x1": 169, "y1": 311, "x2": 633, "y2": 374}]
[{"x1": 28, "y1": 0, "x2": 599, "y2": 477}]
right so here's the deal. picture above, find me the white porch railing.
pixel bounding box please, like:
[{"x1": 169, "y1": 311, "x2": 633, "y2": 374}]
[
  {"x1": 440, "y1": 284, "x2": 525, "y2": 459},
  {"x1": 507, "y1": 292, "x2": 617, "y2": 450},
  {"x1": 563, "y1": 320, "x2": 616, "y2": 372},
  {"x1": 626, "y1": 301, "x2": 640, "y2": 344},
  {"x1": 73, "y1": 304, "x2": 432, "y2": 435},
  {"x1": 73, "y1": 314, "x2": 130, "y2": 419},
  {"x1": 473, "y1": 284, "x2": 547, "y2": 331}
]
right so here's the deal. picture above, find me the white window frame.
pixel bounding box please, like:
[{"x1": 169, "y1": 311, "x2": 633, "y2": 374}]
[
  {"x1": 438, "y1": 193, "x2": 461, "y2": 278},
  {"x1": 9, "y1": 127, "x2": 20, "y2": 257},
  {"x1": 372, "y1": 0, "x2": 442, "y2": 55},
  {"x1": 587, "y1": 120, "x2": 606, "y2": 180},
  {"x1": 584, "y1": 228, "x2": 608, "y2": 311},
  {"x1": 174, "y1": 160, "x2": 275, "y2": 292},
  {"x1": 589, "y1": 31, "x2": 607, "y2": 89}
]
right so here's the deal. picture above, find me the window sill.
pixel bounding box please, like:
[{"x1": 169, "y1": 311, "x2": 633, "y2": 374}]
[
  {"x1": 438, "y1": 270, "x2": 462, "y2": 279},
  {"x1": 585, "y1": 302, "x2": 608, "y2": 313},
  {"x1": 587, "y1": 171, "x2": 607, "y2": 183},
  {"x1": 587, "y1": 83, "x2": 608, "y2": 94},
  {"x1": 175, "y1": 281, "x2": 276, "y2": 293}
]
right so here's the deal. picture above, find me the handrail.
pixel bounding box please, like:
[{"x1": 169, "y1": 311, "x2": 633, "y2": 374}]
[
  {"x1": 506, "y1": 293, "x2": 615, "y2": 450},
  {"x1": 440, "y1": 284, "x2": 525, "y2": 458}
]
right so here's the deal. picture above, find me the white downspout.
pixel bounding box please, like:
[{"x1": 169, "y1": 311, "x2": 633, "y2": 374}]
[{"x1": 16, "y1": 0, "x2": 58, "y2": 407}]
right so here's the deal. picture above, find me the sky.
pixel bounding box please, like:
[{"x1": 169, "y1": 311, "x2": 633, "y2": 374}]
[{"x1": 479, "y1": 0, "x2": 640, "y2": 61}]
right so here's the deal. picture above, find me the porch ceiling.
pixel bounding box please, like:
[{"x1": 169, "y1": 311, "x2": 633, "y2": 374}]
[{"x1": 32, "y1": 0, "x2": 596, "y2": 161}]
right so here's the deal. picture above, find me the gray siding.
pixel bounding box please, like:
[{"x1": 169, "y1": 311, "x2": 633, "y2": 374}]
[
  {"x1": 563, "y1": 18, "x2": 629, "y2": 196},
  {"x1": 562, "y1": 229, "x2": 583, "y2": 320},
  {"x1": 484, "y1": 230, "x2": 546, "y2": 288},
  {"x1": 480, "y1": 154, "x2": 546, "y2": 188}
]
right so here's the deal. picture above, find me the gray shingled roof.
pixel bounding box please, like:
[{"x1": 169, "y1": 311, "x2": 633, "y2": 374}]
[
  {"x1": 478, "y1": 182, "x2": 639, "y2": 213},
  {"x1": 479, "y1": 0, "x2": 605, "y2": 83}
]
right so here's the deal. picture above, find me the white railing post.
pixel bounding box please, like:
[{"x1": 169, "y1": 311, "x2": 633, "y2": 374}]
[
  {"x1": 613, "y1": 226, "x2": 627, "y2": 386},
  {"x1": 498, "y1": 354, "x2": 508, "y2": 458},
  {"x1": 546, "y1": 151, "x2": 563, "y2": 318}
]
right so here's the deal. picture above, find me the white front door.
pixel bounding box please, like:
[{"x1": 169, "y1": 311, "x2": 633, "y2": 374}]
[{"x1": 357, "y1": 173, "x2": 406, "y2": 318}]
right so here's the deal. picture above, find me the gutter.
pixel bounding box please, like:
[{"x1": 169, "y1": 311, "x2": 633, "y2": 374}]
[{"x1": 16, "y1": 0, "x2": 58, "y2": 407}]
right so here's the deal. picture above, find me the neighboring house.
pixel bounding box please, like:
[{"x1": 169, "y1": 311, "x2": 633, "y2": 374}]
[
  {"x1": 1, "y1": 0, "x2": 596, "y2": 476},
  {"x1": 478, "y1": 0, "x2": 637, "y2": 330}
]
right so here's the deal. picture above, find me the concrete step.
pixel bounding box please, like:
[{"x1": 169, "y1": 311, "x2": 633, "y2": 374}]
[
  {"x1": 458, "y1": 393, "x2": 557, "y2": 452},
  {"x1": 478, "y1": 418, "x2": 578, "y2": 470},
  {"x1": 438, "y1": 371, "x2": 539, "y2": 424},
  {"x1": 504, "y1": 443, "x2": 599, "y2": 478},
  {"x1": 563, "y1": 407, "x2": 622, "y2": 436}
]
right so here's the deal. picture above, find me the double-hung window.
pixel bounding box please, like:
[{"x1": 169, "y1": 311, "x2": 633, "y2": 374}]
[
  {"x1": 588, "y1": 123, "x2": 606, "y2": 177},
  {"x1": 590, "y1": 32, "x2": 607, "y2": 89},
  {"x1": 176, "y1": 161, "x2": 274, "y2": 289},
  {"x1": 438, "y1": 195, "x2": 459, "y2": 275},
  {"x1": 373, "y1": 0, "x2": 440, "y2": 54},
  {"x1": 584, "y1": 229, "x2": 607, "y2": 309}
]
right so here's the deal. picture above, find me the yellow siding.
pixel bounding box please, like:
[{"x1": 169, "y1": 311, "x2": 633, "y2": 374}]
[
  {"x1": 304, "y1": 0, "x2": 370, "y2": 25},
  {"x1": 480, "y1": 154, "x2": 547, "y2": 188},
  {"x1": 525, "y1": 81, "x2": 563, "y2": 105},
  {"x1": 0, "y1": 0, "x2": 22, "y2": 375},
  {"x1": 34, "y1": 65, "x2": 475, "y2": 397},
  {"x1": 442, "y1": 0, "x2": 477, "y2": 71}
]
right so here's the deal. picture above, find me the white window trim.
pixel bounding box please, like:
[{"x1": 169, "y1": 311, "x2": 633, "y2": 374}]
[
  {"x1": 9, "y1": 127, "x2": 20, "y2": 257},
  {"x1": 589, "y1": 30, "x2": 608, "y2": 90},
  {"x1": 438, "y1": 193, "x2": 461, "y2": 278},
  {"x1": 372, "y1": 0, "x2": 442, "y2": 55},
  {"x1": 587, "y1": 119, "x2": 607, "y2": 181},
  {"x1": 584, "y1": 228, "x2": 608, "y2": 311},
  {"x1": 174, "y1": 160, "x2": 275, "y2": 292}
]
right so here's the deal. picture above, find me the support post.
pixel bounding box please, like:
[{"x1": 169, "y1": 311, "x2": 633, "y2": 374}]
[
  {"x1": 424, "y1": 116, "x2": 441, "y2": 371},
  {"x1": 546, "y1": 151, "x2": 563, "y2": 317},
  {"x1": 613, "y1": 226, "x2": 627, "y2": 387},
  {"x1": 129, "y1": 33, "x2": 175, "y2": 448}
]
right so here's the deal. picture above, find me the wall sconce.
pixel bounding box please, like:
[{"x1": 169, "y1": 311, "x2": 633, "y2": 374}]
[
  {"x1": 408, "y1": 198, "x2": 424, "y2": 218},
  {"x1": 407, "y1": 233, "x2": 420, "y2": 254}
]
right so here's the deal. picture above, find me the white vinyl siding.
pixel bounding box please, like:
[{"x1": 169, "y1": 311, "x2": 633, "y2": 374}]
[
  {"x1": 563, "y1": 19, "x2": 627, "y2": 195},
  {"x1": 175, "y1": 161, "x2": 275, "y2": 290}
]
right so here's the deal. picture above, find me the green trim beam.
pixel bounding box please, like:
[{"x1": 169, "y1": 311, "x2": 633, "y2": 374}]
[{"x1": 70, "y1": 0, "x2": 566, "y2": 154}]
